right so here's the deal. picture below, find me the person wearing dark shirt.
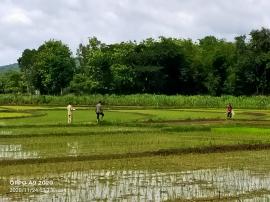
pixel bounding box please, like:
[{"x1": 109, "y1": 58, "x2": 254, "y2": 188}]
[
  {"x1": 226, "y1": 103, "x2": 233, "y2": 119},
  {"x1": 95, "y1": 101, "x2": 104, "y2": 123}
]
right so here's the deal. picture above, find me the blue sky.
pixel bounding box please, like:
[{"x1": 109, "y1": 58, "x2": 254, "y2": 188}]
[{"x1": 0, "y1": 0, "x2": 269, "y2": 65}]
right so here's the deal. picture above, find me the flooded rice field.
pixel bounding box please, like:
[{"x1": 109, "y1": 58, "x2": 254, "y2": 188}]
[
  {"x1": 1, "y1": 143, "x2": 270, "y2": 201},
  {"x1": 0, "y1": 144, "x2": 39, "y2": 159},
  {"x1": 1, "y1": 168, "x2": 270, "y2": 201}
]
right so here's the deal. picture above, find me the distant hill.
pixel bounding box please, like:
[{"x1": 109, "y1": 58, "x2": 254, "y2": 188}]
[{"x1": 0, "y1": 63, "x2": 19, "y2": 72}]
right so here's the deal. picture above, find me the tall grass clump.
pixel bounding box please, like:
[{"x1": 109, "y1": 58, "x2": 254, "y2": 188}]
[{"x1": 1, "y1": 94, "x2": 270, "y2": 109}]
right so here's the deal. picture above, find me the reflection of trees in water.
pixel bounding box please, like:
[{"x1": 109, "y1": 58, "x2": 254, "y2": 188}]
[
  {"x1": 1, "y1": 168, "x2": 270, "y2": 201},
  {"x1": 0, "y1": 144, "x2": 39, "y2": 159}
]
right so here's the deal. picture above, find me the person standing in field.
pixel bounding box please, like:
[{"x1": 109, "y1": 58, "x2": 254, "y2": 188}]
[
  {"x1": 226, "y1": 103, "x2": 233, "y2": 119},
  {"x1": 67, "y1": 103, "x2": 75, "y2": 124},
  {"x1": 95, "y1": 101, "x2": 104, "y2": 123}
]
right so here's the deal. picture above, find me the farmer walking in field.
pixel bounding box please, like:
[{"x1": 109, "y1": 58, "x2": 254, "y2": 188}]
[
  {"x1": 226, "y1": 103, "x2": 233, "y2": 119},
  {"x1": 67, "y1": 103, "x2": 75, "y2": 124},
  {"x1": 96, "y1": 101, "x2": 104, "y2": 123}
]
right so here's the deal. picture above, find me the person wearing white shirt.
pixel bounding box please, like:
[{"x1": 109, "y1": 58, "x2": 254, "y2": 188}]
[{"x1": 67, "y1": 103, "x2": 75, "y2": 124}]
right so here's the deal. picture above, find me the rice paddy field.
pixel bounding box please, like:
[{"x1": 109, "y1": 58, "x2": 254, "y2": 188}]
[{"x1": 1, "y1": 103, "x2": 270, "y2": 201}]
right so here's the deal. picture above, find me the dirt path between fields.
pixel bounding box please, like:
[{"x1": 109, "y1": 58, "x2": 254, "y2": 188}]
[{"x1": 145, "y1": 118, "x2": 270, "y2": 126}]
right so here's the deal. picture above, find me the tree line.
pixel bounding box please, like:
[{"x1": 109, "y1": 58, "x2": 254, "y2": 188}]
[{"x1": 1, "y1": 27, "x2": 270, "y2": 96}]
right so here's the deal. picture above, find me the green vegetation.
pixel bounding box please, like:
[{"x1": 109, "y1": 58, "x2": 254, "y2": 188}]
[
  {"x1": 1, "y1": 150, "x2": 270, "y2": 175},
  {"x1": 2, "y1": 94, "x2": 270, "y2": 109},
  {"x1": 2, "y1": 19, "x2": 270, "y2": 202},
  {"x1": 0, "y1": 112, "x2": 32, "y2": 118},
  {"x1": 1, "y1": 106, "x2": 270, "y2": 201},
  {"x1": 0, "y1": 63, "x2": 19, "y2": 72},
  {"x1": 2, "y1": 127, "x2": 270, "y2": 161},
  {"x1": 1, "y1": 106, "x2": 270, "y2": 126},
  {"x1": 2, "y1": 27, "x2": 270, "y2": 96},
  {"x1": 1, "y1": 107, "x2": 270, "y2": 160}
]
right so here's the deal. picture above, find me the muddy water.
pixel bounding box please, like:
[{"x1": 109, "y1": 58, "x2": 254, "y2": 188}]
[{"x1": 1, "y1": 168, "x2": 270, "y2": 201}]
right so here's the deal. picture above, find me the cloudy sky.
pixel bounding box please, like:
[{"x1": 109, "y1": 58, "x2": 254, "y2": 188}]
[{"x1": 0, "y1": 0, "x2": 269, "y2": 65}]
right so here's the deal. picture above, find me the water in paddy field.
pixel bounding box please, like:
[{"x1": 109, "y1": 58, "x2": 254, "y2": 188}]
[
  {"x1": 1, "y1": 168, "x2": 270, "y2": 201},
  {"x1": 0, "y1": 142, "x2": 78, "y2": 160},
  {"x1": 0, "y1": 144, "x2": 39, "y2": 159}
]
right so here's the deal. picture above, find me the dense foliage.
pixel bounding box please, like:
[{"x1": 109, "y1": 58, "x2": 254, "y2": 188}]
[
  {"x1": 2, "y1": 27, "x2": 270, "y2": 95},
  {"x1": 0, "y1": 94, "x2": 270, "y2": 109}
]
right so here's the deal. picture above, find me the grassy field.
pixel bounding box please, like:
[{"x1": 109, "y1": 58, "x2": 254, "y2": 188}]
[{"x1": 1, "y1": 105, "x2": 270, "y2": 201}]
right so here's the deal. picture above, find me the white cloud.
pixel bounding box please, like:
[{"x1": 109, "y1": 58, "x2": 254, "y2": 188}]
[
  {"x1": 0, "y1": 0, "x2": 270, "y2": 65},
  {"x1": 1, "y1": 8, "x2": 32, "y2": 25}
]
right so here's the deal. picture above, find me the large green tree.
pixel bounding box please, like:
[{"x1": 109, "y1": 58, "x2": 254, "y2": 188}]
[
  {"x1": 17, "y1": 49, "x2": 38, "y2": 93},
  {"x1": 0, "y1": 71, "x2": 25, "y2": 93},
  {"x1": 198, "y1": 36, "x2": 236, "y2": 95},
  {"x1": 74, "y1": 37, "x2": 111, "y2": 94},
  {"x1": 18, "y1": 40, "x2": 75, "y2": 94},
  {"x1": 13, "y1": 28, "x2": 270, "y2": 96},
  {"x1": 235, "y1": 28, "x2": 270, "y2": 95}
]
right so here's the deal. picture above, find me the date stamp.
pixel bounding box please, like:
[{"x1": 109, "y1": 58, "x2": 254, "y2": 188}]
[
  {"x1": 10, "y1": 187, "x2": 55, "y2": 193},
  {"x1": 9, "y1": 178, "x2": 55, "y2": 193}
]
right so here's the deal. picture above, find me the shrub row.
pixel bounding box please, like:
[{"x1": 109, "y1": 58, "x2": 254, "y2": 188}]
[{"x1": 1, "y1": 94, "x2": 270, "y2": 109}]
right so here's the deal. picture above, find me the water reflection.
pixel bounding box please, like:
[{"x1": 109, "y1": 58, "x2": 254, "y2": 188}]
[
  {"x1": 67, "y1": 142, "x2": 79, "y2": 157},
  {"x1": 0, "y1": 144, "x2": 39, "y2": 159},
  {"x1": 0, "y1": 143, "x2": 79, "y2": 159},
  {"x1": 1, "y1": 168, "x2": 270, "y2": 201}
]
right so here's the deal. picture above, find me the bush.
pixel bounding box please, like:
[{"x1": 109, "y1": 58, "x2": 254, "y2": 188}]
[{"x1": 0, "y1": 94, "x2": 270, "y2": 109}]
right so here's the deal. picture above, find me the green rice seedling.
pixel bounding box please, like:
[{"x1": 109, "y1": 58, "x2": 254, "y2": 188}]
[{"x1": 0, "y1": 112, "x2": 32, "y2": 118}]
